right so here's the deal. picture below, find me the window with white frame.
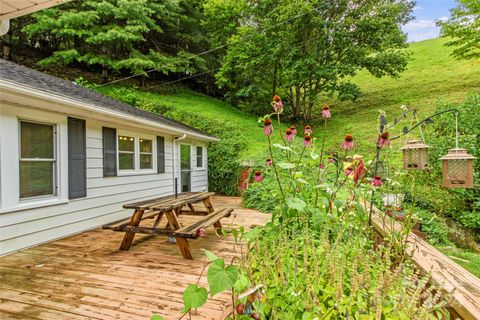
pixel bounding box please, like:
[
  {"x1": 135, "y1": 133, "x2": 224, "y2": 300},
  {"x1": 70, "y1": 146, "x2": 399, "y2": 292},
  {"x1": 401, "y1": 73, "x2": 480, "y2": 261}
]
[
  {"x1": 117, "y1": 133, "x2": 155, "y2": 173},
  {"x1": 19, "y1": 120, "x2": 57, "y2": 199},
  {"x1": 196, "y1": 146, "x2": 204, "y2": 168}
]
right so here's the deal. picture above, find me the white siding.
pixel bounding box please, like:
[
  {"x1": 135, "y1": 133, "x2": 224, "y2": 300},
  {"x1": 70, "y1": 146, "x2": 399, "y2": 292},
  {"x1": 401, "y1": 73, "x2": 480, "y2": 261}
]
[{"x1": 0, "y1": 104, "x2": 209, "y2": 255}]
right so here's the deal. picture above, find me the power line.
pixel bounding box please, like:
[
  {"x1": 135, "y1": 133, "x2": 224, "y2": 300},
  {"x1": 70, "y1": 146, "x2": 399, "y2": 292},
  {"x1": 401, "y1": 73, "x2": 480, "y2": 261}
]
[{"x1": 98, "y1": 6, "x2": 324, "y2": 87}]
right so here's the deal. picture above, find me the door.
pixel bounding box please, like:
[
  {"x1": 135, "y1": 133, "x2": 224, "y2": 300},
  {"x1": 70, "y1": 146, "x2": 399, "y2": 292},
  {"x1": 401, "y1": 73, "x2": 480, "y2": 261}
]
[{"x1": 180, "y1": 144, "x2": 191, "y2": 192}]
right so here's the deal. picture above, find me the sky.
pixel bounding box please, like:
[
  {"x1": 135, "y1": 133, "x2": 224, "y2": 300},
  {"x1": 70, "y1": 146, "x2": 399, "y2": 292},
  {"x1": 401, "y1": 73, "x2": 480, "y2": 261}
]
[{"x1": 402, "y1": 0, "x2": 457, "y2": 42}]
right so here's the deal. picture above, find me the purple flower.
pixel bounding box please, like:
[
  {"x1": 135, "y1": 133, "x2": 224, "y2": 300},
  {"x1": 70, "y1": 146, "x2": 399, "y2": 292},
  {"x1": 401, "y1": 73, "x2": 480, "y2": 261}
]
[
  {"x1": 304, "y1": 125, "x2": 312, "y2": 135},
  {"x1": 378, "y1": 132, "x2": 391, "y2": 148},
  {"x1": 264, "y1": 118, "x2": 273, "y2": 136},
  {"x1": 341, "y1": 134, "x2": 354, "y2": 150},
  {"x1": 290, "y1": 125, "x2": 297, "y2": 136},
  {"x1": 265, "y1": 158, "x2": 273, "y2": 166},
  {"x1": 319, "y1": 163, "x2": 325, "y2": 169},
  {"x1": 322, "y1": 104, "x2": 331, "y2": 119},
  {"x1": 373, "y1": 175, "x2": 382, "y2": 187},
  {"x1": 285, "y1": 128, "x2": 294, "y2": 141},
  {"x1": 272, "y1": 95, "x2": 283, "y2": 112},
  {"x1": 303, "y1": 135, "x2": 312, "y2": 147},
  {"x1": 254, "y1": 170, "x2": 264, "y2": 182}
]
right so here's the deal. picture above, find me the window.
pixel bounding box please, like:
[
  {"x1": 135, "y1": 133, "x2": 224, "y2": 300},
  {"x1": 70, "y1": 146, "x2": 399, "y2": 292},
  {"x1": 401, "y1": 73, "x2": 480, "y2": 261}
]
[
  {"x1": 139, "y1": 138, "x2": 153, "y2": 169},
  {"x1": 118, "y1": 135, "x2": 135, "y2": 170},
  {"x1": 19, "y1": 121, "x2": 56, "y2": 199},
  {"x1": 196, "y1": 146, "x2": 203, "y2": 168},
  {"x1": 117, "y1": 132, "x2": 155, "y2": 174}
]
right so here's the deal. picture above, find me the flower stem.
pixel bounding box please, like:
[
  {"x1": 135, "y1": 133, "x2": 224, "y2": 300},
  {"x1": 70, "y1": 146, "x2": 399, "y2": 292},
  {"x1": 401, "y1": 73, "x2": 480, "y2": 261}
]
[
  {"x1": 268, "y1": 134, "x2": 285, "y2": 204},
  {"x1": 314, "y1": 118, "x2": 328, "y2": 205}
]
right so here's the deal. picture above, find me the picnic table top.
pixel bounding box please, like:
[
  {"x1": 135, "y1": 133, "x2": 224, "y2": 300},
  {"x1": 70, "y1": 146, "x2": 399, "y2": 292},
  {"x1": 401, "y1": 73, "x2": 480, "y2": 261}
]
[{"x1": 123, "y1": 192, "x2": 215, "y2": 210}]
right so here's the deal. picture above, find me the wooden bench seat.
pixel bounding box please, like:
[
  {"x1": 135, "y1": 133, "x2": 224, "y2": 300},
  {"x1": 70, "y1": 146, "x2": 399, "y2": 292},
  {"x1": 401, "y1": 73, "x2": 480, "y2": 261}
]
[{"x1": 175, "y1": 208, "x2": 233, "y2": 239}]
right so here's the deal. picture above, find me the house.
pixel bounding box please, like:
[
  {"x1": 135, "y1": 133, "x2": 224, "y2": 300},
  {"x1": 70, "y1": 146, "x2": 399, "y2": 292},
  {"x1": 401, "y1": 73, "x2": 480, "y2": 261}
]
[{"x1": 0, "y1": 59, "x2": 219, "y2": 255}]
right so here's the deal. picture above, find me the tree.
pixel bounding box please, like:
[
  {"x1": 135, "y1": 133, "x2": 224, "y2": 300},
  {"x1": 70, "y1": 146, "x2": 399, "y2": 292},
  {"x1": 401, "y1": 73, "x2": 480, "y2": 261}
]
[
  {"x1": 21, "y1": 0, "x2": 202, "y2": 83},
  {"x1": 438, "y1": 0, "x2": 480, "y2": 60},
  {"x1": 204, "y1": 0, "x2": 414, "y2": 120}
]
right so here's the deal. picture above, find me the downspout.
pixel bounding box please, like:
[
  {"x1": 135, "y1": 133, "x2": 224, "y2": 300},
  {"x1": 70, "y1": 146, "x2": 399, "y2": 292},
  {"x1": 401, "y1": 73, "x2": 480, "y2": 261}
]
[
  {"x1": 172, "y1": 134, "x2": 187, "y2": 197},
  {"x1": 0, "y1": 20, "x2": 10, "y2": 37}
]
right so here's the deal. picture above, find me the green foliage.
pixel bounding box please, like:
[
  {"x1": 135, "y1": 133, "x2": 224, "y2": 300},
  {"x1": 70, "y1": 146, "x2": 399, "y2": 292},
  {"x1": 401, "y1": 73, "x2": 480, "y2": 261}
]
[
  {"x1": 150, "y1": 315, "x2": 165, "y2": 320},
  {"x1": 97, "y1": 85, "x2": 247, "y2": 195},
  {"x1": 207, "y1": 259, "x2": 238, "y2": 296},
  {"x1": 411, "y1": 207, "x2": 452, "y2": 246},
  {"x1": 20, "y1": 0, "x2": 209, "y2": 83},
  {"x1": 204, "y1": 0, "x2": 414, "y2": 119},
  {"x1": 438, "y1": 0, "x2": 480, "y2": 60},
  {"x1": 182, "y1": 284, "x2": 208, "y2": 312}
]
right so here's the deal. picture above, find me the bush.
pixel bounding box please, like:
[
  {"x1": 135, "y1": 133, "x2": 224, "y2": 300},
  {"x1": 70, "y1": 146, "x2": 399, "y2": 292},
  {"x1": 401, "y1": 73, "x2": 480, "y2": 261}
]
[{"x1": 99, "y1": 86, "x2": 247, "y2": 195}]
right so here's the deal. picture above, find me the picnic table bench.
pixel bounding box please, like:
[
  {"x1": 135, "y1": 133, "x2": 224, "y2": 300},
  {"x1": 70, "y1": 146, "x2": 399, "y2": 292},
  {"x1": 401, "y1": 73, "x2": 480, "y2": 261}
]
[{"x1": 102, "y1": 192, "x2": 233, "y2": 259}]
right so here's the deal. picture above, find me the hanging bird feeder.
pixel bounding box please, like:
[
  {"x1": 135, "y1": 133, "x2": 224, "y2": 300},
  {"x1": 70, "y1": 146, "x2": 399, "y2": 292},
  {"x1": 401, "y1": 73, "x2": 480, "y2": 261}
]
[
  {"x1": 440, "y1": 148, "x2": 476, "y2": 188},
  {"x1": 400, "y1": 139, "x2": 431, "y2": 170}
]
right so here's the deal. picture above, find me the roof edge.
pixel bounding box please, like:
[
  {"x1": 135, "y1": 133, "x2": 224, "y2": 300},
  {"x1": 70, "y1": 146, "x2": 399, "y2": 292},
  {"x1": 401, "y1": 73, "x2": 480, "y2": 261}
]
[{"x1": 0, "y1": 80, "x2": 220, "y2": 142}]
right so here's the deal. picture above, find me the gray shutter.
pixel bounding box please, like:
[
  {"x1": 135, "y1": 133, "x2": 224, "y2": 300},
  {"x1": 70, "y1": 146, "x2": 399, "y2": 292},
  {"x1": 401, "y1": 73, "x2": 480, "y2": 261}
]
[
  {"x1": 103, "y1": 127, "x2": 117, "y2": 177},
  {"x1": 157, "y1": 136, "x2": 165, "y2": 173},
  {"x1": 68, "y1": 117, "x2": 87, "y2": 199}
]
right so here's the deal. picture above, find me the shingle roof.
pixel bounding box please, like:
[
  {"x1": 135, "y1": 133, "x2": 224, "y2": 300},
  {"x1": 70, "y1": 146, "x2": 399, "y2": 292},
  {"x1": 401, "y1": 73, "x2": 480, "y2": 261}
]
[{"x1": 0, "y1": 59, "x2": 217, "y2": 140}]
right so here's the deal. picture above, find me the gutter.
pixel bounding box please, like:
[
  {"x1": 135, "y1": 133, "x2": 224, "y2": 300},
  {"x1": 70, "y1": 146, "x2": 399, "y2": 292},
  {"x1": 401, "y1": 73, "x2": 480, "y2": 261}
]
[{"x1": 0, "y1": 80, "x2": 220, "y2": 142}]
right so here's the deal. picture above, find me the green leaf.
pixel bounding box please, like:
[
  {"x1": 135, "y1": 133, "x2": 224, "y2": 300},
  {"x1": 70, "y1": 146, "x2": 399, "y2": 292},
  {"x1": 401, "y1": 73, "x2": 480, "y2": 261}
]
[
  {"x1": 277, "y1": 162, "x2": 295, "y2": 169},
  {"x1": 272, "y1": 143, "x2": 293, "y2": 151},
  {"x1": 286, "y1": 198, "x2": 307, "y2": 212},
  {"x1": 202, "y1": 249, "x2": 219, "y2": 261},
  {"x1": 182, "y1": 284, "x2": 208, "y2": 312},
  {"x1": 310, "y1": 151, "x2": 319, "y2": 160},
  {"x1": 207, "y1": 259, "x2": 238, "y2": 296},
  {"x1": 150, "y1": 315, "x2": 165, "y2": 320},
  {"x1": 296, "y1": 178, "x2": 310, "y2": 185}
]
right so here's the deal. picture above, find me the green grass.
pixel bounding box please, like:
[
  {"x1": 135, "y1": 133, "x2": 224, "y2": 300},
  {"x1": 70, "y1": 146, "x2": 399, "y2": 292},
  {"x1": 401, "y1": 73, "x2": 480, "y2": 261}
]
[{"x1": 437, "y1": 245, "x2": 480, "y2": 278}]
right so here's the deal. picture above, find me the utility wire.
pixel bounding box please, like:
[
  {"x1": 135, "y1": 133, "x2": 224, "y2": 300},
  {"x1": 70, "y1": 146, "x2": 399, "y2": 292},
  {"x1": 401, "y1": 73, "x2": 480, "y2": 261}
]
[{"x1": 98, "y1": 6, "x2": 325, "y2": 87}]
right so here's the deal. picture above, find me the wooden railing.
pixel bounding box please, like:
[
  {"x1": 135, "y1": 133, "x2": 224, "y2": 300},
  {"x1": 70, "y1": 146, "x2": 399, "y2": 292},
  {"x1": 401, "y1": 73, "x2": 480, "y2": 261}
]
[{"x1": 367, "y1": 204, "x2": 480, "y2": 320}]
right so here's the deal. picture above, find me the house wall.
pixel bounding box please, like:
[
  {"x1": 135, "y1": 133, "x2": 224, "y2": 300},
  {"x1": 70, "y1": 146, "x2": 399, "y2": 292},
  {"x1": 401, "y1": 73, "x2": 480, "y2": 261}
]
[{"x1": 0, "y1": 104, "x2": 209, "y2": 255}]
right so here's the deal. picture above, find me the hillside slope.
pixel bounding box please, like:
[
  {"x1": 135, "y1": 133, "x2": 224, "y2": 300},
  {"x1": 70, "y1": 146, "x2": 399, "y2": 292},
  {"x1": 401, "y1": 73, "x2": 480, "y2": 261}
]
[{"x1": 99, "y1": 38, "x2": 479, "y2": 161}]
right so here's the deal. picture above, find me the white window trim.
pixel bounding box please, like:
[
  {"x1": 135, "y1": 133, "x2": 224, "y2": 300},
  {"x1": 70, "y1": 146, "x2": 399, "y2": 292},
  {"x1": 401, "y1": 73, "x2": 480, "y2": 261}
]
[
  {"x1": 0, "y1": 106, "x2": 69, "y2": 213},
  {"x1": 18, "y1": 119, "x2": 58, "y2": 201},
  {"x1": 116, "y1": 129, "x2": 156, "y2": 176},
  {"x1": 196, "y1": 145, "x2": 206, "y2": 171}
]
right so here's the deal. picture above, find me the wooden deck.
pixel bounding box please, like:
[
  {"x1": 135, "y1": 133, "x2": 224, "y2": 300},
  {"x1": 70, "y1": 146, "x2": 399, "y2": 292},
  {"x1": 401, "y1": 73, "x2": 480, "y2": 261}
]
[{"x1": 0, "y1": 197, "x2": 270, "y2": 320}]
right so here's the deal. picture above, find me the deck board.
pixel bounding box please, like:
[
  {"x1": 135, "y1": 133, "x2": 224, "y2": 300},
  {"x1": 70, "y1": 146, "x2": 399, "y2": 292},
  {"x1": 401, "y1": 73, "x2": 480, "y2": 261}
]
[{"x1": 0, "y1": 197, "x2": 270, "y2": 320}]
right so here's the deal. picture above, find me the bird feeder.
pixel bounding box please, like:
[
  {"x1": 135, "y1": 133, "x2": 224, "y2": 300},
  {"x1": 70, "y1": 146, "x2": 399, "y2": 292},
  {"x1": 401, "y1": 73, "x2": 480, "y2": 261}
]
[
  {"x1": 400, "y1": 139, "x2": 430, "y2": 170},
  {"x1": 440, "y1": 148, "x2": 476, "y2": 188}
]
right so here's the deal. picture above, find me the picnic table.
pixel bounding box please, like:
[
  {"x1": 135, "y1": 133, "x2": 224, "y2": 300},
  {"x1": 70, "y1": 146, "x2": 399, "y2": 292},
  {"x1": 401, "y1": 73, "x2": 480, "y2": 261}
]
[{"x1": 102, "y1": 192, "x2": 233, "y2": 259}]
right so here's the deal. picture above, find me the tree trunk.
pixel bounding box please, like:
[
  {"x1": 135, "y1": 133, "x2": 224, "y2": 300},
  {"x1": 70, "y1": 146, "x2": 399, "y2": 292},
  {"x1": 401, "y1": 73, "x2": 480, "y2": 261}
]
[
  {"x1": 293, "y1": 86, "x2": 302, "y2": 120},
  {"x1": 101, "y1": 65, "x2": 108, "y2": 84},
  {"x1": 140, "y1": 75, "x2": 146, "y2": 87}
]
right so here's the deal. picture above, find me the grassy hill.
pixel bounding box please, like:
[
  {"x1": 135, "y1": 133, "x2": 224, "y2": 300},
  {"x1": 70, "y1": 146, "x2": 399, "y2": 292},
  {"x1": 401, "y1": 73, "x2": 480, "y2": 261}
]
[{"x1": 99, "y1": 38, "x2": 479, "y2": 162}]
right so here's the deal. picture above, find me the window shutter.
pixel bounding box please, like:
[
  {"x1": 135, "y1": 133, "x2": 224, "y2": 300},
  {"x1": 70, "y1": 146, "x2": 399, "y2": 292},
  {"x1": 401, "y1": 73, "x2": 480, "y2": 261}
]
[
  {"x1": 68, "y1": 117, "x2": 87, "y2": 199},
  {"x1": 157, "y1": 136, "x2": 165, "y2": 173},
  {"x1": 103, "y1": 127, "x2": 117, "y2": 177}
]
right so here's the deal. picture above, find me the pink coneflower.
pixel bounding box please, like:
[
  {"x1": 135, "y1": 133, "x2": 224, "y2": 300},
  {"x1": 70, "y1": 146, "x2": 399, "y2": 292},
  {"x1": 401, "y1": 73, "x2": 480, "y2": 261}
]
[
  {"x1": 264, "y1": 118, "x2": 273, "y2": 136},
  {"x1": 319, "y1": 163, "x2": 325, "y2": 169},
  {"x1": 290, "y1": 125, "x2": 297, "y2": 136},
  {"x1": 304, "y1": 125, "x2": 312, "y2": 135},
  {"x1": 378, "y1": 132, "x2": 391, "y2": 148},
  {"x1": 265, "y1": 158, "x2": 272, "y2": 166},
  {"x1": 341, "y1": 134, "x2": 354, "y2": 150},
  {"x1": 322, "y1": 104, "x2": 331, "y2": 119},
  {"x1": 345, "y1": 167, "x2": 354, "y2": 176},
  {"x1": 353, "y1": 158, "x2": 364, "y2": 184},
  {"x1": 272, "y1": 95, "x2": 283, "y2": 112},
  {"x1": 196, "y1": 228, "x2": 206, "y2": 237},
  {"x1": 303, "y1": 135, "x2": 312, "y2": 147},
  {"x1": 285, "y1": 128, "x2": 294, "y2": 141},
  {"x1": 372, "y1": 175, "x2": 382, "y2": 187},
  {"x1": 328, "y1": 157, "x2": 335, "y2": 163},
  {"x1": 254, "y1": 170, "x2": 264, "y2": 182}
]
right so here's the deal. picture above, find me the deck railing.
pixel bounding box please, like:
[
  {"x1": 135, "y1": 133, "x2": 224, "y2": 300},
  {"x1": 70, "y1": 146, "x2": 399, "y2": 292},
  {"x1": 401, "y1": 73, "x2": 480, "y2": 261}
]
[{"x1": 367, "y1": 204, "x2": 480, "y2": 320}]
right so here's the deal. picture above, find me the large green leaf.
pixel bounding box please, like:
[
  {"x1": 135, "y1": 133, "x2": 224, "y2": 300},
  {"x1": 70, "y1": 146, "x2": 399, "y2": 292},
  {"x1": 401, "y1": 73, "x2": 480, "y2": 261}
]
[
  {"x1": 277, "y1": 162, "x2": 295, "y2": 169},
  {"x1": 207, "y1": 259, "x2": 238, "y2": 296},
  {"x1": 286, "y1": 198, "x2": 307, "y2": 212},
  {"x1": 202, "y1": 249, "x2": 219, "y2": 261},
  {"x1": 182, "y1": 284, "x2": 208, "y2": 312}
]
